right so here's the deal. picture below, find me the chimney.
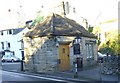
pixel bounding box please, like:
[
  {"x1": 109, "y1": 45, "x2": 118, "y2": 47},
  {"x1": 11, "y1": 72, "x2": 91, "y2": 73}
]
[
  {"x1": 61, "y1": 1, "x2": 66, "y2": 17},
  {"x1": 65, "y1": 2, "x2": 70, "y2": 14}
]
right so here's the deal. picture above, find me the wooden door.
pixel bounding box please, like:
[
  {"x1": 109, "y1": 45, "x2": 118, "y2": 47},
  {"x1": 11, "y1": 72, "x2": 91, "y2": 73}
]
[{"x1": 59, "y1": 44, "x2": 70, "y2": 71}]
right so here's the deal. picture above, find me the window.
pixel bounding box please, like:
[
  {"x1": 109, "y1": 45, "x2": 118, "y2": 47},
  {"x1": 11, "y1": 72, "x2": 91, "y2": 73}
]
[
  {"x1": 8, "y1": 30, "x2": 12, "y2": 34},
  {"x1": 8, "y1": 43, "x2": 10, "y2": 48},
  {"x1": 21, "y1": 40, "x2": 24, "y2": 49},
  {"x1": 1, "y1": 42, "x2": 4, "y2": 49},
  {"x1": 2, "y1": 51, "x2": 5, "y2": 55},
  {"x1": 12, "y1": 51, "x2": 15, "y2": 55},
  {"x1": 85, "y1": 43, "x2": 94, "y2": 59},
  {"x1": 1, "y1": 31, "x2": 3, "y2": 35},
  {"x1": 62, "y1": 48, "x2": 65, "y2": 53}
]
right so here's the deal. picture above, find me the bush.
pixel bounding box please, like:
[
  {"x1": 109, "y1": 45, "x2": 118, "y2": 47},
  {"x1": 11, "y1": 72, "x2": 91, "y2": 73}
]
[{"x1": 99, "y1": 46, "x2": 115, "y2": 55}]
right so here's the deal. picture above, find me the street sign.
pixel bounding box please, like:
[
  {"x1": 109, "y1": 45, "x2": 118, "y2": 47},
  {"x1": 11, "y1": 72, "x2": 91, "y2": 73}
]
[{"x1": 73, "y1": 44, "x2": 80, "y2": 55}]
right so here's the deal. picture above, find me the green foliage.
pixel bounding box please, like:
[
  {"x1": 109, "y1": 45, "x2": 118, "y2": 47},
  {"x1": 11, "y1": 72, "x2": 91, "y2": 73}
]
[
  {"x1": 99, "y1": 30, "x2": 120, "y2": 56},
  {"x1": 99, "y1": 45, "x2": 116, "y2": 55},
  {"x1": 31, "y1": 11, "x2": 44, "y2": 27},
  {"x1": 88, "y1": 26, "x2": 93, "y2": 32},
  {"x1": 92, "y1": 26, "x2": 101, "y2": 34},
  {"x1": 36, "y1": 15, "x2": 44, "y2": 23},
  {"x1": 97, "y1": 39, "x2": 101, "y2": 45},
  {"x1": 36, "y1": 11, "x2": 44, "y2": 23}
]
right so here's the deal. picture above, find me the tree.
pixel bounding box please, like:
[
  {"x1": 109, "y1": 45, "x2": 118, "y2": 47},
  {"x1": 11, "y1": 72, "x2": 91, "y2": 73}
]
[
  {"x1": 31, "y1": 11, "x2": 44, "y2": 27},
  {"x1": 99, "y1": 30, "x2": 119, "y2": 56},
  {"x1": 92, "y1": 26, "x2": 101, "y2": 34},
  {"x1": 88, "y1": 25, "x2": 93, "y2": 33}
]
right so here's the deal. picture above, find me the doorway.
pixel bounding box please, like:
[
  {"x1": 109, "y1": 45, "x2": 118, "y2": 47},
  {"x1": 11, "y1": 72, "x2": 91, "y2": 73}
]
[{"x1": 58, "y1": 44, "x2": 70, "y2": 71}]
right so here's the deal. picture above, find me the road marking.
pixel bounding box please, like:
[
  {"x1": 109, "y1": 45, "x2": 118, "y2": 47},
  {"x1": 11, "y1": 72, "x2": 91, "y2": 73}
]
[
  {"x1": 2, "y1": 71, "x2": 67, "y2": 82},
  {"x1": 9, "y1": 74, "x2": 22, "y2": 78}
]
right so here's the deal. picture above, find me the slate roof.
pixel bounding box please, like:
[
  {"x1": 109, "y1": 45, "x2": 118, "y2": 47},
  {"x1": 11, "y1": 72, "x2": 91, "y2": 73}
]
[
  {"x1": 13, "y1": 28, "x2": 25, "y2": 35},
  {"x1": 0, "y1": 28, "x2": 25, "y2": 35},
  {"x1": 25, "y1": 13, "x2": 96, "y2": 38}
]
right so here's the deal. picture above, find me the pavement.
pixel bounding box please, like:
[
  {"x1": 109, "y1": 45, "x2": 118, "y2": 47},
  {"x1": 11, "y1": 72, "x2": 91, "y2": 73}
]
[
  {"x1": 43, "y1": 65, "x2": 119, "y2": 82},
  {"x1": 2, "y1": 62, "x2": 120, "y2": 82}
]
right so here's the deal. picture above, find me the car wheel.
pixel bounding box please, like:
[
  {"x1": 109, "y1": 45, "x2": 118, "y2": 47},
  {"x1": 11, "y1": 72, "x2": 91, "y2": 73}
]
[
  {"x1": 11, "y1": 59, "x2": 14, "y2": 62},
  {"x1": 2, "y1": 60, "x2": 5, "y2": 62}
]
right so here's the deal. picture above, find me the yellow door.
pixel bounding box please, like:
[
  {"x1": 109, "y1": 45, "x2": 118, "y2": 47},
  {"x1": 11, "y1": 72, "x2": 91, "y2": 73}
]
[{"x1": 59, "y1": 44, "x2": 70, "y2": 71}]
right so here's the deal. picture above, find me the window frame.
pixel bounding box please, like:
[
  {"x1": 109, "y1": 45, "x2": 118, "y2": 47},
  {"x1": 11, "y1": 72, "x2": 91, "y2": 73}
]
[{"x1": 85, "y1": 43, "x2": 94, "y2": 59}]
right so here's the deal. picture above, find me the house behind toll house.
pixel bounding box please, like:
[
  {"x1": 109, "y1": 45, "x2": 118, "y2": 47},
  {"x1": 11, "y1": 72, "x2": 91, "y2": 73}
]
[{"x1": 0, "y1": 28, "x2": 28, "y2": 60}]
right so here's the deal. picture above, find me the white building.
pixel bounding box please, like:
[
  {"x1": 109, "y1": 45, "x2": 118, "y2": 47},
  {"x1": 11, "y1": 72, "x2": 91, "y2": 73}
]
[{"x1": 0, "y1": 28, "x2": 28, "y2": 59}]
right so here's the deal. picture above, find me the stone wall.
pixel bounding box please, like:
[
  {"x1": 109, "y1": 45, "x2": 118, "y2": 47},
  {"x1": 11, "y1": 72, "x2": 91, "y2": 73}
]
[
  {"x1": 23, "y1": 37, "x2": 59, "y2": 72},
  {"x1": 23, "y1": 36, "x2": 98, "y2": 72},
  {"x1": 69, "y1": 37, "x2": 98, "y2": 70},
  {"x1": 82, "y1": 37, "x2": 98, "y2": 68}
]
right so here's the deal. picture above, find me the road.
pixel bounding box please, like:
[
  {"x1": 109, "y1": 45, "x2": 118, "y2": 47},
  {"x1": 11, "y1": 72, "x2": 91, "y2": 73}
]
[
  {"x1": 2, "y1": 62, "x2": 21, "y2": 71},
  {"x1": 1, "y1": 62, "x2": 81, "y2": 83},
  {"x1": 2, "y1": 70, "x2": 75, "y2": 83}
]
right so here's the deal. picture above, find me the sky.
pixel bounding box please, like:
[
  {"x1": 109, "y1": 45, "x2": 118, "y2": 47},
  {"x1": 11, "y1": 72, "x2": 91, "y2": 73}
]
[{"x1": 0, "y1": 0, "x2": 119, "y2": 30}]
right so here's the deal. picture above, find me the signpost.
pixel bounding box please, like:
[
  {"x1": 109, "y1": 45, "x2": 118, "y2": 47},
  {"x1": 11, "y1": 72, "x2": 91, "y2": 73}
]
[
  {"x1": 21, "y1": 51, "x2": 24, "y2": 71},
  {"x1": 99, "y1": 60, "x2": 102, "y2": 82},
  {"x1": 73, "y1": 36, "x2": 81, "y2": 78},
  {"x1": 73, "y1": 44, "x2": 80, "y2": 55}
]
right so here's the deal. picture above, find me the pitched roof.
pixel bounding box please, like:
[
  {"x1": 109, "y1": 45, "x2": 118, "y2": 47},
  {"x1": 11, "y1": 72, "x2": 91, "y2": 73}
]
[
  {"x1": 0, "y1": 28, "x2": 25, "y2": 35},
  {"x1": 25, "y1": 13, "x2": 96, "y2": 38},
  {"x1": 13, "y1": 28, "x2": 25, "y2": 35}
]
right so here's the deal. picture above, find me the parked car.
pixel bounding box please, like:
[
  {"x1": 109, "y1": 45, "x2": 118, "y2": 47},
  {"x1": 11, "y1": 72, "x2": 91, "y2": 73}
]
[
  {"x1": 97, "y1": 52, "x2": 107, "y2": 63},
  {"x1": 2, "y1": 55, "x2": 20, "y2": 62}
]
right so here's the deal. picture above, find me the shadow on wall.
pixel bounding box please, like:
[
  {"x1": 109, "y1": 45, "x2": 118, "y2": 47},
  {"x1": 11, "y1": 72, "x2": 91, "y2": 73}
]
[{"x1": 23, "y1": 36, "x2": 59, "y2": 72}]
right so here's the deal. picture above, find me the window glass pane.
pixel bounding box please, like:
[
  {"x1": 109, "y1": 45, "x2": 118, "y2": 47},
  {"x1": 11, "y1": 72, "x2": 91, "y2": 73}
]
[
  {"x1": 86, "y1": 44, "x2": 89, "y2": 58},
  {"x1": 62, "y1": 48, "x2": 65, "y2": 53},
  {"x1": 1, "y1": 31, "x2": 3, "y2": 35},
  {"x1": 9, "y1": 30, "x2": 12, "y2": 34},
  {"x1": 86, "y1": 43, "x2": 94, "y2": 59},
  {"x1": 8, "y1": 43, "x2": 10, "y2": 48},
  {"x1": 1, "y1": 42, "x2": 4, "y2": 49},
  {"x1": 89, "y1": 44, "x2": 92, "y2": 58}
]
